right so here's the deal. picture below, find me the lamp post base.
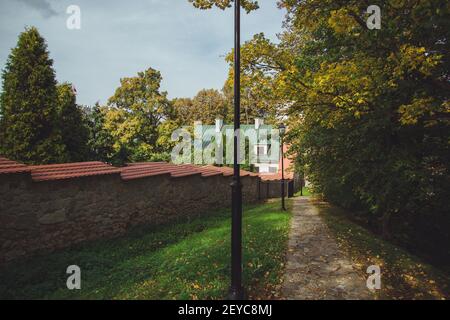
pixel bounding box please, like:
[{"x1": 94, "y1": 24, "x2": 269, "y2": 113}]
[{"x1": 228, "y1": 286, "x2": 246, "y2": 300}]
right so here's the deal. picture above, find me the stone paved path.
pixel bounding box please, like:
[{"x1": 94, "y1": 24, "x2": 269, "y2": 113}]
[{"x1": 282, "y1": 197, "x2": 372, "y2": 300}]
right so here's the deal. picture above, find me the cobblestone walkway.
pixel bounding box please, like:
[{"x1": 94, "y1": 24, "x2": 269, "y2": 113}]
[{"x1": 282, "y1": 197, "x2": 372, "y2": 300}]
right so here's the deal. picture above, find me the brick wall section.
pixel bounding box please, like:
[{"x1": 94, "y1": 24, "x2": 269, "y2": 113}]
[{"x1": 0, "y1": 159, "x2": 261, "y2": 265}]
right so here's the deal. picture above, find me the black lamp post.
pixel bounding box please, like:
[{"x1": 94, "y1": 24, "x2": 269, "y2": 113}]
[
  {"x1": 229, "y1": 0, "x2": 244, "y2": 300},
  {"x1": 279, "y1": 124, "x2": 286, "y2": 211}
]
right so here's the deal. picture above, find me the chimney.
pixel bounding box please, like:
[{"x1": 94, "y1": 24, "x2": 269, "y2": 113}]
[{"x1": 255, "y1": 118, "x2": 264, "y2": 130}]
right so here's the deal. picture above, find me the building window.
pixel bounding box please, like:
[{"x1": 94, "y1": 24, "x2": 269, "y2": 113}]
[{"x1": 256, "y1": 146, "x2": 266, "y2": 156}]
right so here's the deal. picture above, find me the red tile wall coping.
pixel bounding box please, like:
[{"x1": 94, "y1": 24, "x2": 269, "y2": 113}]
[
  {"x1": 259, "y1": 173, "x2": 294, "y2": 181},
  {"x1": 122, "y1": 163, "x2": 220, "y2": 181},
  {"x1": 27, "y1": 161, "x2": 107, "y2": 170},
  {"x1": 1, "y1": 156, "x2": 285, "y2": 182},
  {"x1": 122, "y1": 163, "x2": 262, "y2": 181},
  {"x1": 29, "y1": 162, "x2": 122, "y2": 182},
  {"x1": 121, "y1": 167, "x2": 172, "y2": 181},
  {"x1": 203, "y1": 165, "x2": 260, "y2": 178},
  {"x1": 0, "y1": 156, "x2": 30, "y2": 175},
  {"x1": 0, "y1": 157, "x2": 122, "y2": 182},
  {"x1": 128, "y1": 163, "x2": 291, "y2": 181},
  {"x1": 182, "y1": 165, "x2": 224, "y2": 178}
]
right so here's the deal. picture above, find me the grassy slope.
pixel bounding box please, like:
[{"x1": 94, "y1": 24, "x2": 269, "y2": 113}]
[
  {"x1": 0, "y1": 200, "x2": 291, "y2": 300},
  {"x1": 318, "y1": 200, "x2": 450, "y2": 300}
]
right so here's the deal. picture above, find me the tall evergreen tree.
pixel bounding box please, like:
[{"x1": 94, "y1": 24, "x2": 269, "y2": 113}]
[
  {"x1": 56, "y1": 83, "x2": 89, "y2": 162},
  {"x1": 0, "y1": 27, "x2": 66, "y2": 164}
]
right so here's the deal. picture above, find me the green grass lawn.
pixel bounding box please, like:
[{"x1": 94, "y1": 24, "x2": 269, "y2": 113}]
[
  {"x1": 317, "y1": 200, "x2": 450, "y2": 300},
  {"x1": 0, "y1": 200, "x2": 291, "y2": 300},
  {"x1": 294, "y1": 187, "x2": 311, "y2": 197}
]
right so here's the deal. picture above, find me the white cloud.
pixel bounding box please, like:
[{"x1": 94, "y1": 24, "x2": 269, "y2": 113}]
[{"x1": 0, "y1": 0, "x2": 285, "y2": 105}]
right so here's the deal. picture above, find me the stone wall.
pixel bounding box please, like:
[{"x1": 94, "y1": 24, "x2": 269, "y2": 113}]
[
  {"x1": 260, "y1": 179, "x2": 300, "y2": 199},
  {"x1": 0, "y1": 170, "x2": 261, "y2": 265}
]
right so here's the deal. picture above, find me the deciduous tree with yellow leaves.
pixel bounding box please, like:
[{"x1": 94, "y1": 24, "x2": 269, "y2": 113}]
[
  {"x1": 103, "y1": 68, "x2": 173, "y2": 163},
  {"x1": 189, "y1": 0, "x2": 450, "y2": 263}
]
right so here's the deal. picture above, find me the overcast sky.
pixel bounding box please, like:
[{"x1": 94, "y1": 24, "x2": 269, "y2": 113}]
[{"x1": 0, "y1": 0, "x2": 285, "y2": 106}]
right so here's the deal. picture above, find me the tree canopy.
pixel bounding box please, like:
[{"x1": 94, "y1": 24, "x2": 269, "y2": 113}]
[
  {"x1": 103, "y1": 68, "x2": 173, "y2": 163},
  {"x1": 231, "y1": 0, "x2": 449, "y2": 261},
  {"x1": 56, "y1": 83, "x2": 90, "y2": 162},
  {"x1": 0, "y1": 27, "x2": 66, "y2": 164},
  {"x1": 188, "y1": 0, "x2": 259, "y2": 13},
  {"x1": 189, "y1": 0, "x2": 449, "y2": 262}
]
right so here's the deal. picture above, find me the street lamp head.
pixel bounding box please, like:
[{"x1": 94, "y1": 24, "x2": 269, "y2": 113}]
[{"x1": 279, "y1": 123, "x2": 286, "y2": 137}]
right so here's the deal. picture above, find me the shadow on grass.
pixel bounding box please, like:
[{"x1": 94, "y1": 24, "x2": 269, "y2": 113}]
[
  {"x1": 316, "y1": 200, "x2": 450, "y2": 300},
  {"x1": 0, "y1": 200, "x2": 291, "y2": 300}
]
